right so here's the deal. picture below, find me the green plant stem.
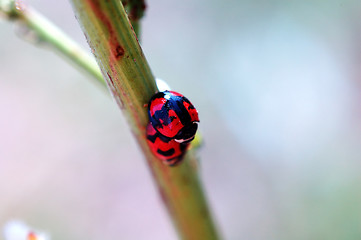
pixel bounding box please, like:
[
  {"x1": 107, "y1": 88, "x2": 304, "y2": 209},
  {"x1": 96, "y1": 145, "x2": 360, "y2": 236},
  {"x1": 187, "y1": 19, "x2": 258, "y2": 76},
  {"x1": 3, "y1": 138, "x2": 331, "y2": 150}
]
[
  {"x1": 0, "y1": 0, "x2": 106, "y2": 88},
  {"x1": 70, "y1": 0, "x2": 220, "y2": 239}
]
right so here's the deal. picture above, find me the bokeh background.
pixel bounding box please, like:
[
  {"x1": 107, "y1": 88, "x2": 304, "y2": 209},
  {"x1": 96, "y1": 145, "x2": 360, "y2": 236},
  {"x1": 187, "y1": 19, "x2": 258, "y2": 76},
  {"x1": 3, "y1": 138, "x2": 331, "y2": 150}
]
[{"x1": 1, "y1": 0, "x2": 361, "y2": 239}]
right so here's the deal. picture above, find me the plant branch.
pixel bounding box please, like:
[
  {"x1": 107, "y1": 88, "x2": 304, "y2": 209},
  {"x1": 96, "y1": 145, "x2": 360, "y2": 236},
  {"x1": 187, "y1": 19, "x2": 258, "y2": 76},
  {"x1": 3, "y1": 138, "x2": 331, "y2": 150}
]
[
  {"x1": 0, "y1": 0, "x2": 106, "y2": 88},
  {"x1": 69, "y1": 0, "x2": 220, "y2": 239}
]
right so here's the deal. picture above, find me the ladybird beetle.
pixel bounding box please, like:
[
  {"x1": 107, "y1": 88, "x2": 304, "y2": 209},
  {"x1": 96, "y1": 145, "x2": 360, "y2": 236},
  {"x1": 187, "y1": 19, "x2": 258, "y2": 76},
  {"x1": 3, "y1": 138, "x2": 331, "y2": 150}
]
[
  {"x1": 146, "y1": 123, "x2": 189, "y2": 166},
  {"x1": 148, "y1": 90, "x2": 199, "y2": 143}
]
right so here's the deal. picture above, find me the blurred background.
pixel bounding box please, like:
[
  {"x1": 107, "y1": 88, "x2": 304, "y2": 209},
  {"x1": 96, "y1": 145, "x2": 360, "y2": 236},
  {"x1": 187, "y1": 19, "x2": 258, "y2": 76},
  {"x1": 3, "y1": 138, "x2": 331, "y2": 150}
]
[{"x1": 1, "y1": 0, "x2": 361, "y2": 239}]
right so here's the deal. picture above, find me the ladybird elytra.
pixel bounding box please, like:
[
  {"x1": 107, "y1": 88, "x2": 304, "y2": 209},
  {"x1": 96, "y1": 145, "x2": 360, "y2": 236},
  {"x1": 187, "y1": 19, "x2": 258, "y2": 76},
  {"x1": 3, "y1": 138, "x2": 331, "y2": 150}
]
[{"x1": 148, "y1": 90, "x2": 199, "y2": 143}]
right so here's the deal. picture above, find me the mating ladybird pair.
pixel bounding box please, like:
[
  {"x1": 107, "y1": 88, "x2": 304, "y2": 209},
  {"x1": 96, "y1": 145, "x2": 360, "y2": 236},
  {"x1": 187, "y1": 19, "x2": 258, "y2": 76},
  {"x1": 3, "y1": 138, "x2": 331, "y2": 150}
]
[{"x1": 146, "y1": 90, "x2": 199, "y2": 166}]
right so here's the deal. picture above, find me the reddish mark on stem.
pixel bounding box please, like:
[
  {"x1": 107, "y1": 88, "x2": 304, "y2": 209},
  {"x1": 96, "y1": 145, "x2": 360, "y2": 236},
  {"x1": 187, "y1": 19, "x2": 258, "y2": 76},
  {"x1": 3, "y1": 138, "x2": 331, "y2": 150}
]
[
  {"x1": 86, "y1": 0, "x2": 125, "y2": 60},
  {"x1": 115, "y1": 45, "x2": 125, "y2": 58},
  {"x1": 106, "y1": 72, "x2": 115, "y2": 86}
]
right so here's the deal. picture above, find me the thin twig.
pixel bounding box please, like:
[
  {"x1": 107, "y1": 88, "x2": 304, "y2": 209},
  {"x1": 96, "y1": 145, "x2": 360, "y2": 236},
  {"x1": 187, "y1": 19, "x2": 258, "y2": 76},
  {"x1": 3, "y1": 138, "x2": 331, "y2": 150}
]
[{"x1": 0, "y1": 0, "x2": 106, "y2": 88}]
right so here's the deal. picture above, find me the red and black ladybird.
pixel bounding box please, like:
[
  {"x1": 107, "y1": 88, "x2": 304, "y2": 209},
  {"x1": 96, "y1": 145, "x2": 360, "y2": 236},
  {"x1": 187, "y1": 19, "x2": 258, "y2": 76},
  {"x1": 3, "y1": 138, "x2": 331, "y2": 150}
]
[
  {"x1": 146, "y1": 123, "x2": 189, "y2": 166},
  {"x1": 148, "y1": 90, "x2": 199, "y2": 143}
]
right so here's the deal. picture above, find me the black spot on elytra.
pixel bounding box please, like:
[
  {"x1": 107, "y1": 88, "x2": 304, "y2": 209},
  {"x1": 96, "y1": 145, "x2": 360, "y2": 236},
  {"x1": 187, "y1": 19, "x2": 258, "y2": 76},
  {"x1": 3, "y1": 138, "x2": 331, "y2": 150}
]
[
  {"x1": 146, "y1": 132, "x2": 157, "y2": 143},
  {"x1": 157, "y1": 148, "x2": 175, "y2": 157},
  {"x1": 146, "y1": 127, "x2": 172, "y2": 143}
]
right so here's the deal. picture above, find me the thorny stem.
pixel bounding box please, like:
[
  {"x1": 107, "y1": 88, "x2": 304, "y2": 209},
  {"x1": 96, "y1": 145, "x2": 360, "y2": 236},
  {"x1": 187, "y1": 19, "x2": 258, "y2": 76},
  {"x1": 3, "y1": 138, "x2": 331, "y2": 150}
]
[
  {"x1": 0, "y1": 0, "x2": 106, "y2": 88},
  {"x1": 70, "y1": 0, "x2": 220, "y2": 239}
]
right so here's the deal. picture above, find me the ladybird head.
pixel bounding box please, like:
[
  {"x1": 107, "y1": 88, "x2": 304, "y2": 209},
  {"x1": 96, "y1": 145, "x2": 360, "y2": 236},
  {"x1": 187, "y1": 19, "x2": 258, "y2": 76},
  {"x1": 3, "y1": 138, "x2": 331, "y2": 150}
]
[{"x1": 148, "y1": 90, "x2": 199, "y2": 142}]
